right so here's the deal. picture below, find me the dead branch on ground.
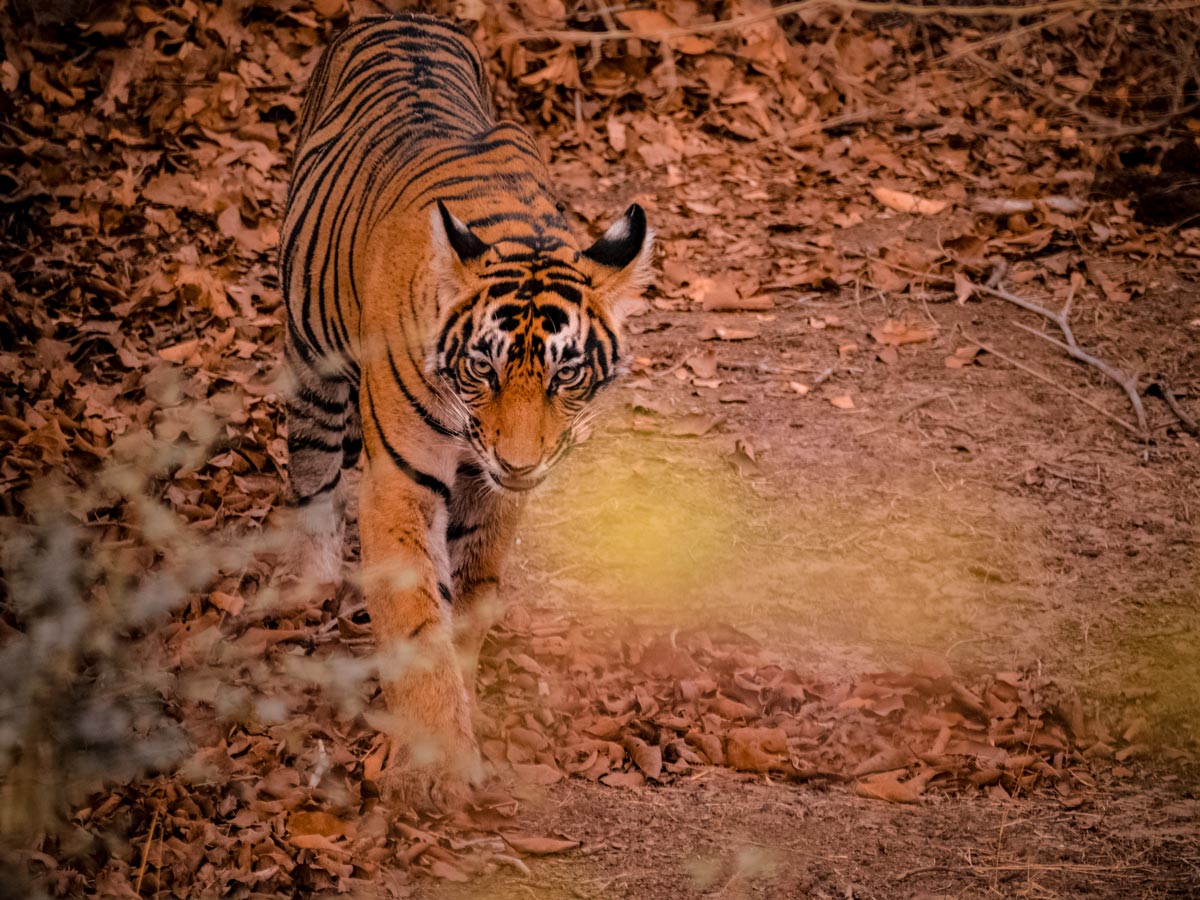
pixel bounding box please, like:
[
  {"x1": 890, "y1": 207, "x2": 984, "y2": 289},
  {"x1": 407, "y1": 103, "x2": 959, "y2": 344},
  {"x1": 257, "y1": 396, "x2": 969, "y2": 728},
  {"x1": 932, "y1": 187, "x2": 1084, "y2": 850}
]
[
  {"x1": 964, "y1": 268, "x2": 1148, "y2": 434},
  {"x1": 857, "y1": 393, "x2": 951, "y2": 436},
  {"x1": 1147, "y1": 380, "x2": 1200, "y2": 436},
  {"x1": 961, "y1": 331, "x2": 1142, "y2": 436}
]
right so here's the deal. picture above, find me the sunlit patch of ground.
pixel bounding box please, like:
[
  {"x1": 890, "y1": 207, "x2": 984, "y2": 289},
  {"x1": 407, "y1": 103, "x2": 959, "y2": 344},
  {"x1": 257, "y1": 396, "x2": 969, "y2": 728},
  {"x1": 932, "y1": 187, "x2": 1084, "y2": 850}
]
[
  {"x1": 511, "y1": 414, "x2": 1200, "y2": 762},
  {"x1": 521, "y1": 429, "x2": 1054, "y2": 672}
]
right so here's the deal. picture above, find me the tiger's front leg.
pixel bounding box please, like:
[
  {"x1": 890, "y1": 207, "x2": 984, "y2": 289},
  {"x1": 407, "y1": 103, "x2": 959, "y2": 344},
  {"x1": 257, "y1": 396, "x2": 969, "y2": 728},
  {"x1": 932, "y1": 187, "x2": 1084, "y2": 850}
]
[
  {"x1": 448, "y1": 463, "x2": 525, "y2": 697},
  {"x1": 358, "y1": 461, "x2": 482, "y2": 803}
]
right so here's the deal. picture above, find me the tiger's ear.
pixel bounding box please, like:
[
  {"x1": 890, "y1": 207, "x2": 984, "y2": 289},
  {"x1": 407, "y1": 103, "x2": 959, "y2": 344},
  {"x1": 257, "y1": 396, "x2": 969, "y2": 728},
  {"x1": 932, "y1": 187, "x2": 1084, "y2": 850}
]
[
  {"x1": 580, "y1": 204, "x2": 654, "y2": 322},
  {"x1": 430, "y1": 200, "x2": 490, "y2": 309},
  {"x1": 434, "y1": 199, "x2": 488, "y2": 263}
]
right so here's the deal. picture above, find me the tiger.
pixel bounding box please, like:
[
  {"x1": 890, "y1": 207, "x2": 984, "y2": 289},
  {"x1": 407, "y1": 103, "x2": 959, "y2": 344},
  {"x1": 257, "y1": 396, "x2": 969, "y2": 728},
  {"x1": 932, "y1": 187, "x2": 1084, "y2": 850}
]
[{"x1": 278, "y1": 13, "x2": 652, "y2": 801}]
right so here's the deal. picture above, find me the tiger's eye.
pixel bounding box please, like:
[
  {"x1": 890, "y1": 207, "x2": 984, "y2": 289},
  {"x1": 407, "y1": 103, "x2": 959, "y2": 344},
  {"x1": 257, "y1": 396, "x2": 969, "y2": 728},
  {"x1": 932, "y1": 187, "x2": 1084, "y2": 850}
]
[
  {"x1": 467, "y1": 357, "x2": 494, "y2": 381},
  {"x1": 552, "y1": 364, "x2": 584, "y2": 389}
]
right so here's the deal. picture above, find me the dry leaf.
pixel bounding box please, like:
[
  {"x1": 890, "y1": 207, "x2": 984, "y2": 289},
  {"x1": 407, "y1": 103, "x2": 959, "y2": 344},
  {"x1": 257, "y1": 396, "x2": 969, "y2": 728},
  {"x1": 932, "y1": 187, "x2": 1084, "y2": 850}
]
[
  {"x1": 427, "y1": 859, "x2": 471, "y2": 882},
  {"x1": 871, "y1": 320, "x2": 937, "y2": 346},
  {"x1": 871, "y1": 185, "x2": 948, "y2": 216},
  {"x1": 662, "y1": 258, "x2": 696, "y2": 285},
  {"x1": 158, "y1": 339, "x2": 201, "y2": 363},
  {"x1": 512, "y1": 763, "x2": 563, "y2": 785},
  {"x1": 664, "y1": 412, "x2": 722, "y2": 437},
  {"x1": 606, "y1": 117, "x2": 627, "y2": 153},
  {"x1": 912, "y1": 651, "x2": 954, "y2": 682},
  {"x1": 945, "y1": 346, "x2": 981, "y2": 368},
  {"x1": 853, "y1": 748, "x2": 917, "y2": 778},
  {"x1": 209, "y1": 590, "x2": 244, "y2": 616},
  {"x1": 726, "y1": 436, "x2": 760, "y2": 477},
  {"x1": 855, "y1": 770, "x2": 928, "y2": 803},
  {"x1": 502, "y1": 834, "x2": 581, "y2": 856},
  {"x1": 954, "y1": 271, "x2": 975, "y2": 304},
  {"x1": 698, "y1": 324, "x2": 760, "y2": 341},
  {"x1": 600, "y1": 770, "x2": 646, "y2": 789},
  {"x1": 686, "y1": 352, "x2": 719, "y2": 379},
  {"x1": 725, "y1": 727, "x2": 792, "y2": 773},
  {"x1": 289, "y1": 810, "x2": 353, "y2": 839},
  {"x1": 614, "y1": 8, "x2": 675, "y2": 32},
  {"x1": 623, "y1": 736, "x2": 663, "y2": 780},
  {"x1": 701, "y1": 276, "x2": 774, "y2": 312}
]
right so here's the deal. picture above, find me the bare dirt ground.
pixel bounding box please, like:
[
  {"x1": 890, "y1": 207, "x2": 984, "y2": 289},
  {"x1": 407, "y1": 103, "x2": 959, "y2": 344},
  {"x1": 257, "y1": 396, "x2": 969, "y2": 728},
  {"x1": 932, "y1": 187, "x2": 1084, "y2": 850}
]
[{"x1": 2, "y1": 2, "x2": 1200, "y2": 899}]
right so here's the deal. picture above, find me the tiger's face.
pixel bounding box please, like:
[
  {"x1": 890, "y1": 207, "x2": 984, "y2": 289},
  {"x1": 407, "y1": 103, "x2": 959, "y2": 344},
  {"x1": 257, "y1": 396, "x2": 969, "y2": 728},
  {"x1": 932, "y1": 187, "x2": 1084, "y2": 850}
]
[{"x1": 431, "y1": 202, "x2": 653, "y2": 492}]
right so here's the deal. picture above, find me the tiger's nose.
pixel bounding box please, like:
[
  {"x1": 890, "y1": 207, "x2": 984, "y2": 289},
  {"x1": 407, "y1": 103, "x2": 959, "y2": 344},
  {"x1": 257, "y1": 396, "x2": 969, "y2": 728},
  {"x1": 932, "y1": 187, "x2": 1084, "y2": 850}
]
[{"x1": 496, "y1": 455, "x2": 539, "y2": 477}]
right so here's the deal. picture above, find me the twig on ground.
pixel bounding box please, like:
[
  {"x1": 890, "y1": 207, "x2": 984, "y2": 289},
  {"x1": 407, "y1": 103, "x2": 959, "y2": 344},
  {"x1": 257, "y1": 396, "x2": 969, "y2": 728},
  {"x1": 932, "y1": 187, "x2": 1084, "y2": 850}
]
[
  {"x1": 899, "y1": 860, "x2": 1151, "y2": 881},
  {"x1": 896, "y1": 863, "x2": 982, "y2": 881},
  {"x1": 134, "y1": 804, "x2": 161, "y2": 895},
  {"x1": 1008, "y1": 318, "x2": 1146, "y2": 431},
  {"x1": 806, "y1": 365, "x2": 838, "y2": 395},
  {"x1": 768, "y1": 109, "x2": 887, "y2": 146},
  {"x1": 1148, "y1": 380, "x2": 1200, "y2": 436},
  {"x1": 963, "y1": 273, "x2": 1148, "y2": 433},
  {"x1": 492, "y1": 853, "x2": 533, "y2": 877},
  {"x1": 857, "y1": 392, "x2": 950, "y2": 435},
  {"x1": 856, "y1": 253, "x2": 1148, "y2": 434},
  {"x1": 963, "y1": 49, "x2": 1200, "y2": 137},
  {"x1": 961, "y1": 331, "x2": 1141, "y2": 436}
]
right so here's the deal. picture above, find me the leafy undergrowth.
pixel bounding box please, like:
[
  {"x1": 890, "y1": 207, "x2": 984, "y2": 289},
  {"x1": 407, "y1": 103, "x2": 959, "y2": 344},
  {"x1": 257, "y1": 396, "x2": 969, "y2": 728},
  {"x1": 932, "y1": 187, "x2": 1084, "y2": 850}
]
[{"x1": 23, "y1": 587, "x2": 1156, "y2": 898}]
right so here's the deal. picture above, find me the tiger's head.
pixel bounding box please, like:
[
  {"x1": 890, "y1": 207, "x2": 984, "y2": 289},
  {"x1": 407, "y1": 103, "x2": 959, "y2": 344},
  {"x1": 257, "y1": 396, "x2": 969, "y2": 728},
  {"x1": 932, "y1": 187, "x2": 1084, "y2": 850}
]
[{"x1": 430, "y1": 200, "x2": 653, "y2": 492}]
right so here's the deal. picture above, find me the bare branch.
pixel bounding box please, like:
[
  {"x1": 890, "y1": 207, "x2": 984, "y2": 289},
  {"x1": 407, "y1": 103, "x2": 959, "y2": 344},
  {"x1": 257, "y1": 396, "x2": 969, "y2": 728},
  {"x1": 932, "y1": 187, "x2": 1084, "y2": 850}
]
[
  {"x1": 1148, "y1": 380, "x2": 1200, "y2": 436},
  {"x1": 965, "y1": 278, "x2": 1149, "y2": 433},
  {"x1": 961, "y1": 331, "x2": 1142, "y2": 436}
]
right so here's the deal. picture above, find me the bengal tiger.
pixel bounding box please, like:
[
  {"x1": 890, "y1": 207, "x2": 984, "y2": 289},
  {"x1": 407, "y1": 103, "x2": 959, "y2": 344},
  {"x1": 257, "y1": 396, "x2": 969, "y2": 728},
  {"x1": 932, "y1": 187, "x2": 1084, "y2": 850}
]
[{"x1": 279, "y1": 13, "x2": 652, "y2": 801}]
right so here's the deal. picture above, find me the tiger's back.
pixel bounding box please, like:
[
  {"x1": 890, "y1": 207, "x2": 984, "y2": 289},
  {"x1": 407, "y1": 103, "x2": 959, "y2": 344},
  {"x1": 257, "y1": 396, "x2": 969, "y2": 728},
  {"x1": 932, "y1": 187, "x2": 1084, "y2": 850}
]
[{"x1": 282, "y1": 14, "x2": 571, "y2": 383}]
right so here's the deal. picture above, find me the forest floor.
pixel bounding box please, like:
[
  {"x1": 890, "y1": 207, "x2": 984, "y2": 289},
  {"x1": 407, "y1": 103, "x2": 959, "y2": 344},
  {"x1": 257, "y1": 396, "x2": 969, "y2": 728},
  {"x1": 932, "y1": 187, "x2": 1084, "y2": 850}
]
[{"x1": 2, "y1": 2, "x2": 1200, "y2": 899}]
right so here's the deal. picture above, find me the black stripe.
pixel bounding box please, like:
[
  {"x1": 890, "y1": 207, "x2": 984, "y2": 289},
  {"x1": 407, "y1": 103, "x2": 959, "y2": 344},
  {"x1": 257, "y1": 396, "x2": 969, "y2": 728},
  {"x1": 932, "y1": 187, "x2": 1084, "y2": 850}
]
[
  {"x1": 292, "y1": 469, "x2": 341, "y2": 505},
  {"x1": 365, "y1": 387, "x2": 451, "y2": 505},
  {"x1": 295, "y1": 383, "x2": 345, "y2": 416},
  {"x1": 447, "y1": 521, "x2": 480, "y2": 541},
  {"x1": 387, "y1": 349, "x2": 456, "y2": 437},
  {"x1": 288, "y1": 432, "x2": 344, "y2": 454},
  {"x1": 342, "y1": 435, "x2": 362, "y2": 466}
]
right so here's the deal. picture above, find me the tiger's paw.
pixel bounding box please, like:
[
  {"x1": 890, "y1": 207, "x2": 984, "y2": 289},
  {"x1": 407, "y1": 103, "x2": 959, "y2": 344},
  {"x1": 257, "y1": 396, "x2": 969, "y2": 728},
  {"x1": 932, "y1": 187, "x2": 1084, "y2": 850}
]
[
  {"x1": 376, "y1": 724, "x2": 484, "y2": 816},
  {"x1": 379, "y1": 745, "x2": 484, "y2": 814},
  {"x1": 379, "y1": 765, "x2": 478, "y2": 814}
]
